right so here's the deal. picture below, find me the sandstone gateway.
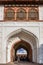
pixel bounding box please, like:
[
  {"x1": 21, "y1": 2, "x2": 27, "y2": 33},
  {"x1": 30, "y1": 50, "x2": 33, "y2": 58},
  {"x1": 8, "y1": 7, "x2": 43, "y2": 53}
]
[{"x1": 0, "y1": 0, "x2": 43, "y2": 65}]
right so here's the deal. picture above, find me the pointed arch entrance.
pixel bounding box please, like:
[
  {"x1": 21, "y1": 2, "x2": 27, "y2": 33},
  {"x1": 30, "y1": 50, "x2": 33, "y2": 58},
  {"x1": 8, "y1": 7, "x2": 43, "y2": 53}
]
[
  {"x1": 6, "y1": 28, "x2": 38, "y2": 63},
  {"x1": 11, "y1": 40, "x2": 32, "y2": 62}
]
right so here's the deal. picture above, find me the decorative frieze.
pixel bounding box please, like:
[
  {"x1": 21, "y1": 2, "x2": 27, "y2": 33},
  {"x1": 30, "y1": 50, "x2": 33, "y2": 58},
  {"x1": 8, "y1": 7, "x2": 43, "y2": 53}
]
[{"x1": 4, "y1": 6, "x2": 39, "y2": 21}]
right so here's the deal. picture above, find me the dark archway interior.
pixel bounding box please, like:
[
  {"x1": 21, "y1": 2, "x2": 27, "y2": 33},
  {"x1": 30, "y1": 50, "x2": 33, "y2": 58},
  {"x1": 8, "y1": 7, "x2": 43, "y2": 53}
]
[
  {"x1": 15, "y1": 46, "x2": 28, "y2": 62},
  {"x1": 13, "y1": 40, "x2": 32, "y2": 62},
  {"x1": 16, "y1": 47, "x2": 28, "y2": 61}
]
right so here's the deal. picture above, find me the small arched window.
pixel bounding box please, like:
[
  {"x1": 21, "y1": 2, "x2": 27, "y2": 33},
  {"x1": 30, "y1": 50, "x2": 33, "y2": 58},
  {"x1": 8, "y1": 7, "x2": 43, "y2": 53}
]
[
  {"x1": 17, "y1": 8, "x2": 26, "y2": 20},
  {"x1": 28, "y1": 8, "x2": 38, "y2": 20},
  {"x1": 5, "y1": 8, "x2": 15, "y2": 20}
]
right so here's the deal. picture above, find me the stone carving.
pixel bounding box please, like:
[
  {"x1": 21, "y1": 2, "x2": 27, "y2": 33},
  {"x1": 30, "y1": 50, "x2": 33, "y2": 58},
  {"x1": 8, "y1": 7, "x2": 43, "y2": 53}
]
[
  {"x1": 28, "y1": 8, "x2": 38, "y2": 20},
  {"x1": 5, "y1": 7, "x2": 38, "y2": 21},
  {"x1": 5, "y1": 8, "x2": 14, "y2": 20},
  {"x1": 17, "y1": 8, "x2": 26, "y2": 20}
]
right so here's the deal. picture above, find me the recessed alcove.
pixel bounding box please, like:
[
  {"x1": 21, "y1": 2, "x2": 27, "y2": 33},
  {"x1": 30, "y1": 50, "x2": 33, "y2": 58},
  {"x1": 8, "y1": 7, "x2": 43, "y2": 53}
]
[{"x1": 6, "y1": 28, "x2": 38, "y2": 63}]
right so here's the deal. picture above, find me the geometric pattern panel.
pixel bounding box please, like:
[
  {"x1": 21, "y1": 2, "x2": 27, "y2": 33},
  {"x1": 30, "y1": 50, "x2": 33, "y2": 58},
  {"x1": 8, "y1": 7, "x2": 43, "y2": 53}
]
[
  {"x1": 17, "y1": 8, "x2": 26, "y2": 20},
  {"x1": 4, "y1": 7, "x2": 15, "y2": 21},
  {"x1": 28, "y1": 8, "x2": 39, "y2": 20},
  {"x1": 4, "y1": 6, "x2": 39, "y2": 21}
]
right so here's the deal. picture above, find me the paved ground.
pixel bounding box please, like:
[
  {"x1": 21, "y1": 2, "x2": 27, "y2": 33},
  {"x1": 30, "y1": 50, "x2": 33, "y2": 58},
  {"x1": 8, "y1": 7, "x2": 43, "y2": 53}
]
[{"x1": 0, "y1": 62, "x2": 43, "y2": 65}]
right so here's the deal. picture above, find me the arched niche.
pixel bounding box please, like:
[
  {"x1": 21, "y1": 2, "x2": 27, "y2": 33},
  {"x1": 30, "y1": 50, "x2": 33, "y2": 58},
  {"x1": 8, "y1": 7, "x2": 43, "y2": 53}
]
[
  {"x1": 6, "y1": 28, "x2": 39, "y2": 63},
  {"x1": 16, "y1": 8, "x2": 26, "y2": 20},
  {"x1": 5, "y1": 8, "x2": 15, "y2": 20},
  {"x1": 28, "y1": 8, "x2": 39, "y2": 20}
]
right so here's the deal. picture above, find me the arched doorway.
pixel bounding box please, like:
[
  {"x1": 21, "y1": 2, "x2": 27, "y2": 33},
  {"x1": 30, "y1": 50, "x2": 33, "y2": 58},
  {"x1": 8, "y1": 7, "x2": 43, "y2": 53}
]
[
  {"x1": 7, "y1": 28, "x2": 38, "y2": 63},
  {"x1": 11, "y1": 40, "x2": 32, "y2": 62}
]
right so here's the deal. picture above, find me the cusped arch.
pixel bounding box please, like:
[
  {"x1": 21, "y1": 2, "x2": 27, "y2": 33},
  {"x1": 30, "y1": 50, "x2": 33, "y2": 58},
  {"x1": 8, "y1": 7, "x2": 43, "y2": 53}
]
[
  {"x1": 16, "y1": 8, "x2": 26, "y2": 20},
  {"x1": 5, "y1": 8, "x2": 15, "y2": 20},
  {"x1": 28, "y1": 8, "x2": 39, "y2": 20},
  {"x1": 6, "y1": 28, "x2": 39, "y2": 63}
]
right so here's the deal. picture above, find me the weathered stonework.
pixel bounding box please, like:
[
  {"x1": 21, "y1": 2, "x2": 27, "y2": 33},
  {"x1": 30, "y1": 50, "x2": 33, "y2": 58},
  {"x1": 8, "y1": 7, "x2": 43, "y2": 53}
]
[
  {"x1": 0, "y1": 22, "x2": 42, "y2": 64},
  {"x1": 0, "y1": 6, "x2": 43, "y2": 64}
]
